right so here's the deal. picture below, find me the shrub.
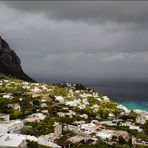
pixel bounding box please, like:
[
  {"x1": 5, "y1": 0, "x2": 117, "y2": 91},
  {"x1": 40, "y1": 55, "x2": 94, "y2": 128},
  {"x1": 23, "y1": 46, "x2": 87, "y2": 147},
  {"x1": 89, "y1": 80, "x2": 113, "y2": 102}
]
[
  {"x1": 10, "y1": 110, "x2": 23, "y2": 119},
  {"x1": 118, "y1": 136, "x2": 127, "y2": 145}
]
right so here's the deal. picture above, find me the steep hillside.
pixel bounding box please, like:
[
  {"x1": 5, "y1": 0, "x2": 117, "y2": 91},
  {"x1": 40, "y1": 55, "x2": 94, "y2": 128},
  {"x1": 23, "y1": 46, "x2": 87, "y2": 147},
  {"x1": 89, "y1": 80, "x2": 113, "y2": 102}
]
[
  {"x1": 0, "y1": 73, "x2": 148, "y2": 148},
  {"x1": 0, "y1": 36, "x2": 35, "y2": 82}
]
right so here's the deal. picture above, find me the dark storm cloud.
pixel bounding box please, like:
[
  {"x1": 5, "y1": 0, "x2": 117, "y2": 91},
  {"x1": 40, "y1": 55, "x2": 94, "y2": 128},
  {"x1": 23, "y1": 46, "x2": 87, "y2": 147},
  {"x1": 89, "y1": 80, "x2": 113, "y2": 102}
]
[
  {"x1": 0, "y1": 1, "x2": 148, "y2": 79},
  {"x1": 4, "y1": 1, "x2": 148, "y2": 25}
]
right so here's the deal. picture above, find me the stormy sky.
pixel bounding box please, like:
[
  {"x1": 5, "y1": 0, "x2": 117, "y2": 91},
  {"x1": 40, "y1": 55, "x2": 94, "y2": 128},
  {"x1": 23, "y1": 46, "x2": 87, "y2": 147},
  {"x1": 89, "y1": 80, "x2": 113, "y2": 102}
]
[{"x1": 0, "y1": 1, "x2": 148, "y2": 82}]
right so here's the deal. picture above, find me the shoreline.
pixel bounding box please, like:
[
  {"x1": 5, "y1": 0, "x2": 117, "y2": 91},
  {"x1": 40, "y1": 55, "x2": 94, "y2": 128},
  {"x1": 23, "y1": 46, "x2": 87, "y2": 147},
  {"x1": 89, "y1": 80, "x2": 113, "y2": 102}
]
[
  {"x1": 89, "y1": 85, "x2": 148, "y2": 112},
  {"x1": 113, "y1": 99, "x2": 148, "y2": 112}
]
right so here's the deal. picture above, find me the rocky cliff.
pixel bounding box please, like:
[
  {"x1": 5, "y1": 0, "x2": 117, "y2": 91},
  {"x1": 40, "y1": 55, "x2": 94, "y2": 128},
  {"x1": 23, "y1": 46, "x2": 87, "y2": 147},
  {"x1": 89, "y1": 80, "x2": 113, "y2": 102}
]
[{"x1": 0, "y1": 36, "x2": 35, "y2": 82}]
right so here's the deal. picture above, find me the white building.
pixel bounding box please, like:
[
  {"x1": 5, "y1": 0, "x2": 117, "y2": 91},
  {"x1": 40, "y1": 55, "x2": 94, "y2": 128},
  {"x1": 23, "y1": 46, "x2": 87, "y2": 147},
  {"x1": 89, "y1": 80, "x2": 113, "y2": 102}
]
[
  {"x1": 79, "y1": 123, "x2": 96, "y2": 131},
  {"x1": 102, "y1": 96, "x2": 110, "y2": 102},
  {"x1": 57, "y1": 112, "x2": 65, "y2": 117},
  {"x1": 22, "y1": 85, "x2": 30, "y2": 90},
  {"x1": 129, "y1": 125, "x2": 142, "y2": 133},
  {"x1": 31, "y1": 87, "x2": 41, "y2": 93},
  {"x1": 79, "y1": 104, "x2": 86, "y2": 109},
  {"x1": 0, "y1": 133, "x2": 37, "y2": 148},
  {"x1": 41, "y1": 85, "x2": 48, "y2": 91},
  {"x1": 108, "y1": 113, "x2": 114, "y2": 118},
  {"x1": 42, "y1": 110, "x2": 49, "y2": 115},
  {"x1": 90, "y1": 104, "x2": 99, "y2": 112},
  {"x1": 3, "y1": 80, "x2": 9, "y2": 83},
  {"x1": 38, "y1": 136, "x2": 61, "y2": 148},
  {"x1": 0, "y1": 134, "x2": 27, "y2": 148},
  {"x1": 66, "y1": 99, "x2": 81, "y2": 107},
  {"x1": 0, "y1": 120, "x2": 23, "y2": 134},
  {"x1": 93, "y1": 93, "x2": 99, "y2": 98},
  {"x1": 135, "y1": 111, "x2": 148, "y2": 124},
  {"x1": 96, "y1": 98, "x2": 101, "y2": 101},
  {"x1": 41, "y1": 103, "x2": 47, "y2": 108},
  {"x1": 41, "y1": 99, "x2": 46, "y2": 103},
  {"x1": 115, "y1": 131, "x2": 129, "y2": 141},
  {"x1": 8, "y1": 103, "x2": 21, "y2": 111},
  {"x1": 0, "y1": 113, "x2": 10, "y2": 121},
  {"x1": 82, "y1": 99, "x2": 89, "y2": 105},
  {"x1": 24, "y1": 113, "x2": 46, "y2": 123},
  {"x1": 121, "y1": 121, "x2": 134, "y2": 127},
  {"x1": 80, "y1": 93, "x2": 92, "y2": 98},
  {"x1": 53, "y1": 122, "x2": 62, "y2": 137},
  {"x1": 136, "y1": 115, "x2": 147, "y2": 124},
  {"x1": 96, "y1": 130, "x2": 114, "y2": 140},
  {"x1": 80, "y1": 114, "x2": 88, "y2": 119},
  {"x1": 3, "y1": 93, "x2": 13, "y2": 99},
  {"x1": 100, "y1": 121, "x2": 117, "y2": 126},
  {"x1": 117, "y1": 104, "x2": 129, "y2": 113},
  {"x1": 55, "y1": 96, "x2": 64, "y2": 103}
]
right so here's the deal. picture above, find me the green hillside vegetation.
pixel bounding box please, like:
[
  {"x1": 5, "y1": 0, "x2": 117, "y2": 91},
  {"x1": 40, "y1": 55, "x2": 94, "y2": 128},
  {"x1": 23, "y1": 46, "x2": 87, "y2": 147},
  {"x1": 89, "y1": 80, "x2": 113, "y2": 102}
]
[
  {"x1": 0, "y1": 73, "x2": 120, "y2": 120},
  {"x1": 0, "y1": 73, "x2": 148, "y2": 148}
]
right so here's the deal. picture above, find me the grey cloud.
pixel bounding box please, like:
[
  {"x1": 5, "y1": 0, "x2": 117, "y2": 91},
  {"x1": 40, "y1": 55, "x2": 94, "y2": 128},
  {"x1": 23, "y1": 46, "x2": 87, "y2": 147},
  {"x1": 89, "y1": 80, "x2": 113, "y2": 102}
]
[
  {"x1": 3, "y1": 1, "x2": 148, "y2": 26},
  {"x1": 0, "y1": 1, "x2": 148, "y2": 80}
]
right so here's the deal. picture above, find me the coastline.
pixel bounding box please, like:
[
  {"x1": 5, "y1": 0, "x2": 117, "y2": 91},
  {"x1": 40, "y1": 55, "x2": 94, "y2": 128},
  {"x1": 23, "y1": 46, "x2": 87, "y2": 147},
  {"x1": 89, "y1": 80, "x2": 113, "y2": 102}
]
[
  {"x1": 112, "y1": 99, "x2": 148, "y2": 112},
  {"x1": 89, "y1": 86, "x2": 148, "y2": 112}
]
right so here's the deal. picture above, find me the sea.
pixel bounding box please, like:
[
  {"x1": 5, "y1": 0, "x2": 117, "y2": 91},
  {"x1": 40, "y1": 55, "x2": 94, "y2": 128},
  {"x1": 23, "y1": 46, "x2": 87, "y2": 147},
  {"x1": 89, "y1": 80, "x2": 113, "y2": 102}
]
[
  {"x1": 87, "y1": 80, "x2": 148, "y2": 111},
  {"x1": 34, "y1": 75, "x2": 148, "y2": 111}
]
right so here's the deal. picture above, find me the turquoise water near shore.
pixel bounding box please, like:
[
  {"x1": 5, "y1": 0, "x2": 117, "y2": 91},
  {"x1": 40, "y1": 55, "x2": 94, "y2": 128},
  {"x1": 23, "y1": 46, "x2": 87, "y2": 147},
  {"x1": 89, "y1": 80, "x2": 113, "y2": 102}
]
[
  {"x1": 90, "y1": 84, "x2": 148, "y2": 111},
  {"x1": 112, "y1": 98, "x2": 148, "y2": 111}
]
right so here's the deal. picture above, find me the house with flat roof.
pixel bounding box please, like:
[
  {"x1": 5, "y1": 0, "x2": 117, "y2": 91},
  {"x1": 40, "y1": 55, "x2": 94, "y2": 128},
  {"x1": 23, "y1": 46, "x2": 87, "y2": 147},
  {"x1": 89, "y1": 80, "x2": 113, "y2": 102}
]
[
  {"x1": 0, "y1": 120, "x2": 23, "y2": 134},
  {"x1": 0, "y1": 134, "x2": 27, "y2": 148}
]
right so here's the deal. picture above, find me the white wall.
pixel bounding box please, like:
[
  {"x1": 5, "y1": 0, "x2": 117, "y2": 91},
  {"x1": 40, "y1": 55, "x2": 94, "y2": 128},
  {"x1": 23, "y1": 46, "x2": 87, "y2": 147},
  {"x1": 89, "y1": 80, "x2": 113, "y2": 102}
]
[{"x1": 0, "y1": 125, "x2": 8, "y2": 133}]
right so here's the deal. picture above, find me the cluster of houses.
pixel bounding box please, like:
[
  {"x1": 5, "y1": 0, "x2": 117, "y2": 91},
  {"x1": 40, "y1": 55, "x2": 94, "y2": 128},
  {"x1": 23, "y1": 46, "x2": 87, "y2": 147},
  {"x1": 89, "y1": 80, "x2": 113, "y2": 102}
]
[
  {"x1": 0, "y1": 113, "x2": 61, "y2": 148},
  {"x1": 24, "y1": 113, "x2": 46, "y2": 123},
  {"x1": 1, "y1": 105, "x2": 147, "y2": 148},
  {"x1": 0, "y1": 114, "x2": 23, "y2": 134},
  {"x1": 0, "y1": 79, "x2": 148, "y2": 147}
]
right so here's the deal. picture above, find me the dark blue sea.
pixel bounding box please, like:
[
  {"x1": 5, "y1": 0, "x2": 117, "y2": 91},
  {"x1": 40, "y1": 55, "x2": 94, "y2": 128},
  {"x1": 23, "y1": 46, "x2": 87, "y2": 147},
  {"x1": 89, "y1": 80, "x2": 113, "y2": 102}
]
[
  {"x1": 88, "y1": 80, "x2": 148, "y2": 111},
  {"x1": 33, "y1": 75, "x2": 148, "y2": 111}
]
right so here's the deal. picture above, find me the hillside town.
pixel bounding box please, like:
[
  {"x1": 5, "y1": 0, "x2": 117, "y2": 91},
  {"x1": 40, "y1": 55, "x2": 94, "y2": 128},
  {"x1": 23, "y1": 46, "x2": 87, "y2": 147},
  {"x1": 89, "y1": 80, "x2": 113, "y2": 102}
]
[{"x1": 0, "y1": 74, "x2": 148, "y2": 148}]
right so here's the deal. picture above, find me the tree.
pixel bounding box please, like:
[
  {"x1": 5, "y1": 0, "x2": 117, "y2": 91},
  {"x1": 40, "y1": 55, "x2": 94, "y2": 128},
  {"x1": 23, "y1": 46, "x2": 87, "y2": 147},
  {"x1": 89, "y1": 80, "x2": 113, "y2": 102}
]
[
  {"x1": 128, "y1": 138, "x2": 133, "y2": 147},
  {"x1": 10, "y1": 110, "x2": 23, "y2": 119},
  {"x1": 118, "y1": 136, "x2": 127, "y2": 145}
]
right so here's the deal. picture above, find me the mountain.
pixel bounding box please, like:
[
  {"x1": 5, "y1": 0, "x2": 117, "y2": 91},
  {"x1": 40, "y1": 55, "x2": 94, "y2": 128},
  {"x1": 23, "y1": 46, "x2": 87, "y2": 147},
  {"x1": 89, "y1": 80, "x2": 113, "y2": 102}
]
[{"x1": 0, "y1": 36, "x2": 35, "y2": 82}]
